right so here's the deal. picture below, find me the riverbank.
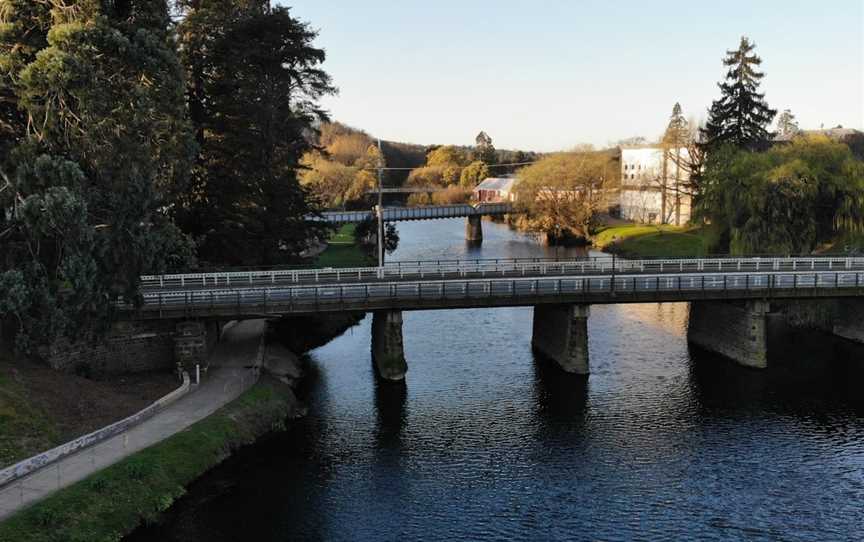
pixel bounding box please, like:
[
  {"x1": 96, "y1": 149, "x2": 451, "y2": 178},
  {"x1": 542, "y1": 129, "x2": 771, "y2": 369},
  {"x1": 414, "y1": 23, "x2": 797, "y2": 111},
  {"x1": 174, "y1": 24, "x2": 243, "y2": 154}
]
[
  {"x1": 0, "y1": 315, "x2": 363, "y2": 540},
  {"x1": 0, "y1": 376, "x2": 295, "y2": 542},
  {"x1": 593, "y1": 223, "x2": 709, "y2": 258},
  {"x1": 0, "y1": 350, "x2": 176, "y2": 470}
]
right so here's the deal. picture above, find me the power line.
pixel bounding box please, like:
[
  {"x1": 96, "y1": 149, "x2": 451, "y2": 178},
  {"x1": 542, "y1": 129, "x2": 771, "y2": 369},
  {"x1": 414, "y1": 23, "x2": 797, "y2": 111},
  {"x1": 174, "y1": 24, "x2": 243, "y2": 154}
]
[{"x1": 361, "y1": 160, "x2": 537, "y2": 172}]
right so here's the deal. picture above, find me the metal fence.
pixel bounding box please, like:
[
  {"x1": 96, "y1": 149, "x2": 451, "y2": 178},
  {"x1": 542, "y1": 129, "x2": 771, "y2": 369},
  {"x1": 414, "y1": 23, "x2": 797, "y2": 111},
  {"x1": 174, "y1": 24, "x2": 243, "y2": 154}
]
[
  {"x1": 140, "y1": 256, "x2": 864, "y2": 292},
  {"x1": 127, "y1": 269, "x2": 864, "y2": 319}
]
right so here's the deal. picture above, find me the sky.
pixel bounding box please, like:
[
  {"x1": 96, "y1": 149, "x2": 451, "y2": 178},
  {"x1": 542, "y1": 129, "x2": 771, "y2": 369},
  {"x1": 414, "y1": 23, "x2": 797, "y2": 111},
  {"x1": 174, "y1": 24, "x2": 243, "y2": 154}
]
[{"x1": 278, "y1": 0, "x2": 864, "y2": 152}]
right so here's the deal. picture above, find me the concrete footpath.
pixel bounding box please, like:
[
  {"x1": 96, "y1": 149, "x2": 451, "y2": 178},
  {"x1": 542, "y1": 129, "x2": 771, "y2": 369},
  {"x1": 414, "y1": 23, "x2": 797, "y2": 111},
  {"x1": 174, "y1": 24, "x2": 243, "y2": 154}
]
[{"x1": 0, "y1": 319, "x2": 266, "y2": 522}]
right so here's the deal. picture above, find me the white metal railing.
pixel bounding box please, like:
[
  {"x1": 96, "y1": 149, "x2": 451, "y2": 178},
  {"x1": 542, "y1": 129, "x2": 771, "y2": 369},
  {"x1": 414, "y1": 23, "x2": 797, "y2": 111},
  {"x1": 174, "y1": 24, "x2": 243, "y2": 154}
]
[
  {"x1": 140, "y1": 256, "x2": 864, "y2": 292},
  {"x1": 125, "y1": 269, "x2": 864, "y2": 316}
]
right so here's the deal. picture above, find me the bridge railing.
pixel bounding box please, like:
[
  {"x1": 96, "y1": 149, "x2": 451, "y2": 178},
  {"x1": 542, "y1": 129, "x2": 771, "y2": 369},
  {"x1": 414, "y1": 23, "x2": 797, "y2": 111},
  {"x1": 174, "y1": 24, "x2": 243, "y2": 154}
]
[
  {"x1": 127, "y1": 270, "x2": 864, "y2": 317},
  {"x1": 140, "y1": 256, "x2": 864, "y2": 291}
]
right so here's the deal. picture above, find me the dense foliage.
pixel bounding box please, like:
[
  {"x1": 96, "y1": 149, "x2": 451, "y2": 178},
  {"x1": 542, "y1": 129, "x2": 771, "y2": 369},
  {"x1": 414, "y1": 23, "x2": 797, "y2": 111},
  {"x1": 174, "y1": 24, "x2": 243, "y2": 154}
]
[
  {"x1": 173, "y1": 1, "x2": 334, "y2": 265},
  {"x1": 0, "y1": 0, "x2": 195, "y2": 349},
  {"x1": 299, "y1": 122, "x2": 381, "y2": 209},
  {"x1": 0, "y1": 1, "x2": 339, "y2": 351},
  {"x1": 698, "y1": 136, "x2": 864, "y2": 254},
  {"x1": 514, "y1": 152, "x2": 613, "y2": 241}
]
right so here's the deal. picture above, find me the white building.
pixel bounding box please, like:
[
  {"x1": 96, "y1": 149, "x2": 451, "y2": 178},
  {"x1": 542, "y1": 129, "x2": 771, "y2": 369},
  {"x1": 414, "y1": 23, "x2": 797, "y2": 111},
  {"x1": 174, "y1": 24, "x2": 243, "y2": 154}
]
[{"x1": 619, "y1": 145, "x2": 692, "y2": 225}]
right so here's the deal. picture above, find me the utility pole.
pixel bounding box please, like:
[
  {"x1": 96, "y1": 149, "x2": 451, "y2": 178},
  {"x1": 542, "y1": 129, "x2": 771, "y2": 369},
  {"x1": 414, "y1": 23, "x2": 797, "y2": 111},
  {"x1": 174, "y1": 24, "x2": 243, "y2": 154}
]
[{"x1": 377, "y1": 139, "x2": 385, "y2": 267}]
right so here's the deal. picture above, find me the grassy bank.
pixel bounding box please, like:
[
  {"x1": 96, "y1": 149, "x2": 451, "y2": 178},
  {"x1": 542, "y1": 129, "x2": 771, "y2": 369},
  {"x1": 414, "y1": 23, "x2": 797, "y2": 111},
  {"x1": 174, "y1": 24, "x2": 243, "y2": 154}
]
[
  {"x1": 315, "y1": 224, "x2": 373, "y2": 268},
  {"x1": 0, "y1": 379, "x2": 295, "y2": 542},
  {"x1": 594, "y1": 224, "x2": 709, "y2": 258},
  {"x1": 0, "y1": 353, "x2": 58, "y2": 468},
  {"x1": 0, "y1": 352, "x2": 176, "y2": 470}
]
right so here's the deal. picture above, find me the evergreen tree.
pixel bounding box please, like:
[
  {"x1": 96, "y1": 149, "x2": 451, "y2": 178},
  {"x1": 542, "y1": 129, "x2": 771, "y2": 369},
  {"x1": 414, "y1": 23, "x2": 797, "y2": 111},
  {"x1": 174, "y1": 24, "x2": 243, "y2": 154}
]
[
  {"x1": 174, "y1": 1, "x2": 335, "y2": 265},
  {"x1": 0, "y1": 0, "x2": 196, "y2": 350},
  {"x1": 700, "y1": 36, "x2": 777, "y2": 151},
  {"x1": 662, "y1": 103, "x2": 690, "y2": 146},
  {"x1": 776, "y1": 109, "x2": 800, "y2": 139},
  {"x1": 473, "y1": 131, "x2": 497, "y2": 165}
]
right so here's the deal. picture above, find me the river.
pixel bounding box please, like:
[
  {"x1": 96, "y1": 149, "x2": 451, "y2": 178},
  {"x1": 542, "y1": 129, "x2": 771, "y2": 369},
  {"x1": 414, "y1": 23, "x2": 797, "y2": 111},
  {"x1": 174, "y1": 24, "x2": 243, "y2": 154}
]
[{"x1": 128, "y1": 218, "x2": 864, "y2": 541}]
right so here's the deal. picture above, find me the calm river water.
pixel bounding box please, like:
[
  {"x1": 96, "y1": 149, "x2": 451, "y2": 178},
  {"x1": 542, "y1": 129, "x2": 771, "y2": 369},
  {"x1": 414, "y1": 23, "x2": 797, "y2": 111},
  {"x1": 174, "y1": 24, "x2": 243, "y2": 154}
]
[{"x1": 129, "y1": 218, "x2": 864, "y2": 541}]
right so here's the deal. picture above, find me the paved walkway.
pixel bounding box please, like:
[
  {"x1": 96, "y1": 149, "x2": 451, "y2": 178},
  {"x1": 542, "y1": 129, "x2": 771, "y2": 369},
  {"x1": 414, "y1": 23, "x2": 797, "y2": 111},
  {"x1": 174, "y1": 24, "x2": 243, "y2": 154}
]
[{"x1": 0, "y1": 319, "x2": 266, "y2": 521}]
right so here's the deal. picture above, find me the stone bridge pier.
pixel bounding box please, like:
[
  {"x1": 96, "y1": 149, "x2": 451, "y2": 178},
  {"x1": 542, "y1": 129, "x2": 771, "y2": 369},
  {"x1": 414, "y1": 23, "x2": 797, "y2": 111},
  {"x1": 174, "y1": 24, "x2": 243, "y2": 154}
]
[
  {"x1": 531, "y1": 304, "x2": 590, "y2": 374},
  {"x1": 688, "y1": 300, "x2": 769, "y2": 369},
  {"x1": 371, "y1": 310, "x2": 407, "y2": 381},
  {"x1": 466, "y1": 215, "x2": 483, "y2": 243}
]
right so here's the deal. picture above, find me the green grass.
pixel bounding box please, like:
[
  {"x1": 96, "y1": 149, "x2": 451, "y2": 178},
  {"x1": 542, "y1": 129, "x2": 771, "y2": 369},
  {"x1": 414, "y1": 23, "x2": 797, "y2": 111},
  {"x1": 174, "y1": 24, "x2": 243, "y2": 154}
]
[
  {"x1": 0, "y1": 380, "x2": 293, "y2": 542},
  {"x1": 593, "y1": 224, "x2": 708, "y2": 258},
  {"x1": 0, "y1": 354, "x2": 59, "y2": 469},
  {"x1": 314, "y1": 224, "x2": 373, "y2": 268}
]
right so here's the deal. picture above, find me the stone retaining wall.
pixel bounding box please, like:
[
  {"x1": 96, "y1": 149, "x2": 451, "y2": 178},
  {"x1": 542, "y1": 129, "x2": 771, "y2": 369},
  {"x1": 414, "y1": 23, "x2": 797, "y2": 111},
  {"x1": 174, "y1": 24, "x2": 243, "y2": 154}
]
[{"x1": 41, "y1": 320, "x2": 221, "y2": 376}]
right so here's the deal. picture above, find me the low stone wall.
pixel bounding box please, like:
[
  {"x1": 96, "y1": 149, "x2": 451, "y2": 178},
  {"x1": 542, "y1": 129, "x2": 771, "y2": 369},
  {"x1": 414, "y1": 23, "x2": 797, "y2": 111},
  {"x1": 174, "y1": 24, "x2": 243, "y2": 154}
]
[
  {"x1": 0, "y1": 372, "x2": 191, "y2": 488},
  {"x1": 41, "y1": 320, "x2": 178, "y2": 375},
  {"x1": 40, "y1": 319, "x2": 220, "y2": 376},
  {"x1": 688, "y1": 300, "x2": 769, "y2": 369}
]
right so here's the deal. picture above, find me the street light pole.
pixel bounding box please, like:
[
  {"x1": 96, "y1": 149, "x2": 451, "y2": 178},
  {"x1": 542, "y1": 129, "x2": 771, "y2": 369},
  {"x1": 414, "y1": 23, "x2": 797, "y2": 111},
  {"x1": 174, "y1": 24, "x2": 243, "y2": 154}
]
[{"x1": 377, "y1": 139, "x2": 385, "y2": 267}]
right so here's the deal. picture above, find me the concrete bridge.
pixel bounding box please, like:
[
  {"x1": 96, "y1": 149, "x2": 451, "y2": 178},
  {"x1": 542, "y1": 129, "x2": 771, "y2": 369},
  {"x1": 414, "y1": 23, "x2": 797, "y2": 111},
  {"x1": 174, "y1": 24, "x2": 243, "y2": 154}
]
[
  {"x1": 126, "y1": 256, "x2": 864, "y2": 381},
  {"x1": 311, "y1": 202, "x2": 516, "y2": 242}
]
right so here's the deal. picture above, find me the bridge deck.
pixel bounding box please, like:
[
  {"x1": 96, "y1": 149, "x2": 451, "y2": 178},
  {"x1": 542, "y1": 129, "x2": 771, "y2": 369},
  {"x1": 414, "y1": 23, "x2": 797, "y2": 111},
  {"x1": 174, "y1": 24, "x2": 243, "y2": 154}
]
[
  {"x1": 126, "y1": 269, "x2": 864, "y2": 320},
  {"x1": 312, "y1": 202, "x2": 514, "y2": 223}
]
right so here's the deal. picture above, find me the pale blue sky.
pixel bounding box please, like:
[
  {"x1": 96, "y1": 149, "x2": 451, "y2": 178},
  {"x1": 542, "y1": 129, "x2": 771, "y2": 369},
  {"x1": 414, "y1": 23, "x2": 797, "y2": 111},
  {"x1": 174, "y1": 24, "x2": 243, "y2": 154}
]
[{"x1": 279, "y1": 0, "x2": 863, "y2": 152}]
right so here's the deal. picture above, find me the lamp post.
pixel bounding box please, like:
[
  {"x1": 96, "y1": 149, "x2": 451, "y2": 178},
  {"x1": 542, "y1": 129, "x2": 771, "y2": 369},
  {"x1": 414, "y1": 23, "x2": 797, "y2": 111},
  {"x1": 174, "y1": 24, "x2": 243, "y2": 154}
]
[{"x1": 376, "y1": 139, "x2": 385, "y2": 267}]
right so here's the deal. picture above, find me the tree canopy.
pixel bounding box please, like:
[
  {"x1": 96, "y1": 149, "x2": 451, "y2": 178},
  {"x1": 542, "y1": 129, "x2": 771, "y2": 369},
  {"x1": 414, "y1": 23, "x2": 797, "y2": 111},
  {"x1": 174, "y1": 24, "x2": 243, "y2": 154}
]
[
  {"x1": 514, "y1": 152, "x2": 611, "y2": 241},
  {"x1": 697, "y1": 135, "x2": 864, "y2": 254},
  {"x1": 174, "y1": 1, "x2": 335, "y2": 265},
  {"x1": 0, "y1": 0, "x2": 196, "y2": 349},
  {"x1": 700, "y1": 36, "x2": 777, "y2": 151}
]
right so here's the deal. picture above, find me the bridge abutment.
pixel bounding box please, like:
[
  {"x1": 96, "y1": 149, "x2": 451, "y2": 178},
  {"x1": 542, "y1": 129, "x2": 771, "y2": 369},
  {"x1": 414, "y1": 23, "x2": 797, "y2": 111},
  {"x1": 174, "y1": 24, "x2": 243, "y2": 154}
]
[
  {"x1": 532, "y1": 304, "x2": 590, "y2": 374},
  {"x1": 466, "y1": 215, "x2": 483, "y2": 243},
  {"x1": 371, "y1": 310, "x2": 407, "y2": 381},
  {"x1": 688, "y1": 300, "x2": 769, "y2": 369}
]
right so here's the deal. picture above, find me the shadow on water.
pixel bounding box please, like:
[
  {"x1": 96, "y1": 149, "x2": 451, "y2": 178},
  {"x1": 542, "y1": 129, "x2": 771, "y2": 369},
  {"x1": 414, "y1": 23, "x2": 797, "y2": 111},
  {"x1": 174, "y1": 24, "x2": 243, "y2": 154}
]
[
  {"x1": 373, "y1": 379, "x2": 407, "y2": 447},
  {"x1": 687, "y1": 329, "x2": 864, "y2": 419},
  {"x1": 531, "y1": 353, "x2": 589, "y2": 425}
]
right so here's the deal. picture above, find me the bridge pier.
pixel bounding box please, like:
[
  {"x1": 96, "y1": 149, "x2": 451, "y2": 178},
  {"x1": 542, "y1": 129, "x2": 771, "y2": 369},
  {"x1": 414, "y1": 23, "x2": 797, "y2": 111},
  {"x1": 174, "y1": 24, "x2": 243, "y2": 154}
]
[
  {"x1": 688, "y1": 300, "x2": 769, "y2": 369},
  {"x1": 532, "y1": 304, "x2": 590, "y2": 374},
  {"x1": 371, "y1": 310, "x2": 407, "y2": 381},
  {"x1": 466, "y1": 215, "x2": 483, "y2": 243}
]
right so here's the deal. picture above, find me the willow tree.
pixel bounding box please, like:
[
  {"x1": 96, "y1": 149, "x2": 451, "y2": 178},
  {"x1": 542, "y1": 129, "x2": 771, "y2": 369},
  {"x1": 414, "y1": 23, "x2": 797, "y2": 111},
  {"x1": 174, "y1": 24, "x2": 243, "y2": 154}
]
[
  {"x1": 0, "y1": 0, "x2": 196, "y2": 350},
  {"x1": 698, "y1": 135, "x2": 864, "y2": 254},
  {"x1": 514, "y1": 152, "x2": 610, "y2": 242}
]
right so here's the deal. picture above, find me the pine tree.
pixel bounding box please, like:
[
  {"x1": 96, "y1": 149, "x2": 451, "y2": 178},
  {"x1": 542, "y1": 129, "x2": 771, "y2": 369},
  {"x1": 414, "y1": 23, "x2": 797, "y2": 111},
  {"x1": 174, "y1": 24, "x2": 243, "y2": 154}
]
[
  {"x1": 700, "y1": 36, "x2": 777, "y2": 151},
  {"x1": 175, "y1": 2, "x2": 335, "y2": 265},
  {"x1": 776, "y1": 109, "x2": 800, "y2": 139},
  {"x1": 662, "y1": 103, "x2": 690, "y2": 146}
]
